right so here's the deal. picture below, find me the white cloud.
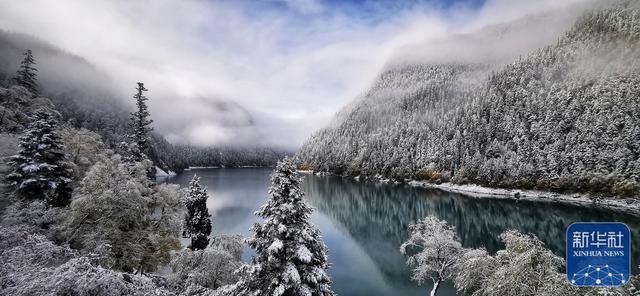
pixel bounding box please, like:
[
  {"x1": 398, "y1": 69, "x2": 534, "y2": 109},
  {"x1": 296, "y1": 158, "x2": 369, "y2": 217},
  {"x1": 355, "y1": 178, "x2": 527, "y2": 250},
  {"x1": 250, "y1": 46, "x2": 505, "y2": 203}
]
[
  {"x1": 0, "y1": 0, "x2": 593, "y2": 148},
  {"x1": 275, "y1": 0, "x2": 325, "y2": 14}
]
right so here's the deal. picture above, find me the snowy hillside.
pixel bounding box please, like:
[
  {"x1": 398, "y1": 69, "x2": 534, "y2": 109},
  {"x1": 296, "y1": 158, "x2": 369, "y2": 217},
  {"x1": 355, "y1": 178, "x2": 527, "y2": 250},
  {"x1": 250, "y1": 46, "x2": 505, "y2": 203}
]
[
  {"x1": 297, "y1": 0, "x2": 640, "y2": 196},
  {"x1": 0, "y1": 32, "x2": 289, "y2": 171}
]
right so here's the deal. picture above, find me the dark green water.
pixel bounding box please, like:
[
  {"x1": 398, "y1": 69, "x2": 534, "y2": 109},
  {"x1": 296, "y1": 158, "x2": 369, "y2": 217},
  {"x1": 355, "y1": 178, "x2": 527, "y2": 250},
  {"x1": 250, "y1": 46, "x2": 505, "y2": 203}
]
[{"x1": 165, "y1": 168, "x2": 640, "y2": 296}]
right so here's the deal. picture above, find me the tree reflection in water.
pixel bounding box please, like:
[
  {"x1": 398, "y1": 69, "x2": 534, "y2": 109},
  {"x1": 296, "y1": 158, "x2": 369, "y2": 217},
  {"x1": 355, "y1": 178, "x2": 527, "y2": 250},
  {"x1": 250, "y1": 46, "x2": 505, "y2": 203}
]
[
  {"x1": 169, "y1": 169, "x2": 639, "y2": 296},
  {"x1": 302, "y1": 174, "x2": 640, "y2": 293}
]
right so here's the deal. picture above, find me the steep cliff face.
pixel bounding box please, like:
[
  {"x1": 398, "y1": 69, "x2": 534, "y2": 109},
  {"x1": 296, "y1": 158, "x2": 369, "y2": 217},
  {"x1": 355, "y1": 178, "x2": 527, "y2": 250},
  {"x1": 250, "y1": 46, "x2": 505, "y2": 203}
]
[{"x1": 297, "y1": 1, "x2": 640, "y2": 196}]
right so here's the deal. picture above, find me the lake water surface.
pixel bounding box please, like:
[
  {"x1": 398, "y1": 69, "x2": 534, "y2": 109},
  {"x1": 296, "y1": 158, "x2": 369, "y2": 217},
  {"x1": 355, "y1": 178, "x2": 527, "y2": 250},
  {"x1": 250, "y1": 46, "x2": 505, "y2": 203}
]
[{"x1": 165, "y1": 168, "x2": 640, "y2": 296}]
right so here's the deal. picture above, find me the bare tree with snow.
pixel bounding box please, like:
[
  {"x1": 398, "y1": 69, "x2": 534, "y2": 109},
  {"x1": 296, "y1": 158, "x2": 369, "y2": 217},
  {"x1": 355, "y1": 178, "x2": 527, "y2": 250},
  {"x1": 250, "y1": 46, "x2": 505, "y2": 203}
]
[
  {"x1": 400, "y1": 216, "x2": 464, "y2": 296},
  {"x1": 233, "y1": 157, "x2": 334, "y2": 296}
]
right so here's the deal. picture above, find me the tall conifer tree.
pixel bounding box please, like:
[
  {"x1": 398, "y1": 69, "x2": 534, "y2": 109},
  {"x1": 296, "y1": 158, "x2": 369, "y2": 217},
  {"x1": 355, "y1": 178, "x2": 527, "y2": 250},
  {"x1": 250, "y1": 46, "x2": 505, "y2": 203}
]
[
  {"x1": 7, "y1": 110, "x2": 73, "y2": 206},
  {"x1": 129, "y1": 82, "x2": 153, "y2": 162},
  {"x1": 14, "y1": 49, "x2": 38, "y2": 95},
  {"x1": 183, "y1": 175, "x2": 212, "y2": 250},
  {"x1": 234, "y1": 157, "x2": 334, "y2": 296}
]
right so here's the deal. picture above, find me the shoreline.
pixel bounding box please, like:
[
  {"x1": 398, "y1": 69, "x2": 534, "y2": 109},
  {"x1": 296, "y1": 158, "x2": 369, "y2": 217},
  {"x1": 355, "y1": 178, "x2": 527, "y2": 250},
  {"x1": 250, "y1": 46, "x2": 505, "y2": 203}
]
[
  {"x1": 184, "y1": 165, "x2": 275, "y2": 171},
  {"x1": 408, "y1": 181, "x2": 640, "y2": 215},
  {"x1": 298, "y1": 170, "x2": 640, "y2": 215}
]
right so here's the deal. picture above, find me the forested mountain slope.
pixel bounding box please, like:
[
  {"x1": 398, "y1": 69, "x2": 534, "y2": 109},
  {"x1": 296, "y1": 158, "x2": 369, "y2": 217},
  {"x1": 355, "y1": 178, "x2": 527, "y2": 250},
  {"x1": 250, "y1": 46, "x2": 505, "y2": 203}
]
[
  {"x1": 0, "y1": 31, "x2": 130, "y2": 145},
  {"x1": 297, "y1": 1, "x2": 640, "y2": 196},
  {"x1": 0, "y1": 31, "x2": 288, "y2": 171}
]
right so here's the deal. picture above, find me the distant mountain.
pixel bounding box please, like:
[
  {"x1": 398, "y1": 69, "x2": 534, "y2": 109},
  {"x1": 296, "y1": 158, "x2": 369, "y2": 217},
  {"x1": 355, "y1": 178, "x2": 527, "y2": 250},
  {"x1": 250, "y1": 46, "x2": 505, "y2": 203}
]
[
  {"x1": 0, "y1": 30, "x2": 131, "y2": 143},
  {"x1": 0, "y1": 31, "x2": 288, "y2": 170},
  {"x1": 297, "y1": 0, "x2": 640, "y2": 196}
]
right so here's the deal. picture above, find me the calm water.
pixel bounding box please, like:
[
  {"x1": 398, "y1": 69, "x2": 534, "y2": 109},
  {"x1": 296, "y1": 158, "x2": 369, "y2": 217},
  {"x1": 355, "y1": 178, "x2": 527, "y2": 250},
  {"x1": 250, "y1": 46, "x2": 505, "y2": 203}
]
[{"x1": 164, "y1": 168, "x2": 640, "y2": 296}]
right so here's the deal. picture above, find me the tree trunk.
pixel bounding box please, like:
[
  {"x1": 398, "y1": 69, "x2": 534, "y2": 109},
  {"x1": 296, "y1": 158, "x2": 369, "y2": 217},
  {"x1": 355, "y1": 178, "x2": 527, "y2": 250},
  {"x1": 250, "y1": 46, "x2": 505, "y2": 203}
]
[{"x1": 430, "y1": 279, "x2": 441, "y2": 296}]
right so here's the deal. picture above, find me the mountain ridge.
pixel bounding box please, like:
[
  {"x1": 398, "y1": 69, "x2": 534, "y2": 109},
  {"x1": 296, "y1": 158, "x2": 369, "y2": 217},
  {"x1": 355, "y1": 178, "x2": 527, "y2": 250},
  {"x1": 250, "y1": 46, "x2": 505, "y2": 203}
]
[
  {"x1": 297, "y1": 0, "x2": 640, "y2": 196},
  {"x1": 0, "y1": 30, "x2": 290, "y2": 171}
]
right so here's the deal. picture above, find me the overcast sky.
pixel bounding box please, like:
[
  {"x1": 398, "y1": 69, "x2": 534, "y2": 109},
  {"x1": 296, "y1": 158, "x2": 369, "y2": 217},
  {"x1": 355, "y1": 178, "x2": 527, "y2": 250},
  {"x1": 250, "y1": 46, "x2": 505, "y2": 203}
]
[{"x1": 0, "y1": 0, "x2": 588, "y2": 148}]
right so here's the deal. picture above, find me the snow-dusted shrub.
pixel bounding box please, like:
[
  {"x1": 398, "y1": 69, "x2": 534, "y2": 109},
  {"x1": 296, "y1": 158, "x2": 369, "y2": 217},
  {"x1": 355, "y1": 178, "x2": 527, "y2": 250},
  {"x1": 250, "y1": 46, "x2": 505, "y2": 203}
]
[
  {"x1": 59, "y1": 126, "x2": 107, "y2": 181},
  {"x1": 451, "y1": 248, "x2": 493, "y2": 295},
  {"x1": 0, "y1": 224, "x2": 74, "y2": 266},
  {"x1": 211, "y1": 234, "x2": 243, "y2": 260},
  {"x1": 623, "y1": 269, "x2": 640, "y2": 296},
  {"x1": 0, "y1": 225, "x2": 75, "y2": 294},
  {"x1": 454, "y1": 230, "x2": 640, "y2": 296},
  {"x1": 0, "y1": 225, "x2": 175, "y2": 296},
  {"x1": 24, "y1": 257, "x2": 175, "y2": 296},
  {"x1": 63, "y1": 154, "x2": 154, "y2": 272},
  {"x1": 491, "y1": 231, "x2": 569, "y2": 295},
  {"x1": 454, "y1": 231, "x2": 582, "y2": 296},
  {"x1": 169, "y1": 235, "x2": 243, "y2": 293},
  {"x1": 400, "y1": 216, "x2": 464, "y2": 296},
  {"x1": 2, "y1": 200, "x2": 48, "y2": 228},
  {"x1": 143, "y1": 183, "x2": 185, "y2": 271},
  {"x1": 62, "y1": 154, "x2": 182, "y2": 273},
  {"x1": 1, "y1": 200, "x2": 66, "y2": 235},
  {"x1": 612, "y1": 180, "x2": 640, "y2": 197}
]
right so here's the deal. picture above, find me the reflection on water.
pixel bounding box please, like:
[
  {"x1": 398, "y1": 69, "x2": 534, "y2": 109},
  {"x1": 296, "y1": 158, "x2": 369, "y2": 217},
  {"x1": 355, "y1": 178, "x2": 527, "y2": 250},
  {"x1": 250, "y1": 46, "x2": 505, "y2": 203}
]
[{"x1": 166, "y1": 168, "x2": 640, "y2": 296}]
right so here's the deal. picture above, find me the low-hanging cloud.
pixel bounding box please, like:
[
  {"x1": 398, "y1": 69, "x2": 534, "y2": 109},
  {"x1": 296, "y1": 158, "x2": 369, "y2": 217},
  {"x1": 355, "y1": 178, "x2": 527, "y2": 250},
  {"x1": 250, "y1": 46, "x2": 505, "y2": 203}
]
[{"x1": 0, "y1": 0, "x2": 597, "y2": 148}]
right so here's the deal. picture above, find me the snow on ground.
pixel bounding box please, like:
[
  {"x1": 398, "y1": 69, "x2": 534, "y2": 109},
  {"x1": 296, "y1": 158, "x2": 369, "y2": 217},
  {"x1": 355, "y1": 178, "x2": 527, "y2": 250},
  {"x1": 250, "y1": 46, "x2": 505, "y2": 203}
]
[
  {"x1": 0, "y1": 133, "x2": 18, "y2": 159},
  {"x1": 0, "y1": 133, "x2": 18, "y2": 215},
  {"x1": 155, "y1": 166, "x2": 177, "y2": 177},
  {"x1": 185, "y1": 165, "x2": 271, "y2": 171},
  {"x1": 408, "y1": 181, "x2": 640, "y2": 215},
  {"x1": 297, "y1": 170, "x2": 640, "y2": 215},
  {"x1": 184, "y1": 166, "x2": 220, "y2": 170}
]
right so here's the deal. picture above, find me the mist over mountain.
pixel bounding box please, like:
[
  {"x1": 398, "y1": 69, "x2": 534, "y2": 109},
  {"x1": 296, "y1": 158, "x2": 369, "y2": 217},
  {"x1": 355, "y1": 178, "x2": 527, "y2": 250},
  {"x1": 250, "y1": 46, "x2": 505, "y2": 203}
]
[
  {"x1": 1, "y1": 1, "x2": 640, "y2": 296},
  {"x1": 389, "y1": 0, "x2": 600, "y2": 67},
  {"x1": 0, "y1": 31, "x2": 289, "y2": 170},
  {"x1": 297, "y1": 0, "x2": 640, "y2": 196}
]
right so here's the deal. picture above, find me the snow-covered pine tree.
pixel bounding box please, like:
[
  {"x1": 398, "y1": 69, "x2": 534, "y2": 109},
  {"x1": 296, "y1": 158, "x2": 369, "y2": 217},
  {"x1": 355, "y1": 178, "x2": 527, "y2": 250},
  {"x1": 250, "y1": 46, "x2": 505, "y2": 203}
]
[
  {"x1": 13, "y1": 49, "x2": 38, "y2": 95},
  {"x1": 183, "y1": 175, "x2": 212, "y2": 250},
  {"x1": 234, "y1": 157, "x2": 334, "y2": 296},
  {"x1": 128, "y1": 82, "x2": 153, "y2": 162},
  {"x1": 7, "y1": 110, "x2": 73, "y2": 206}
]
